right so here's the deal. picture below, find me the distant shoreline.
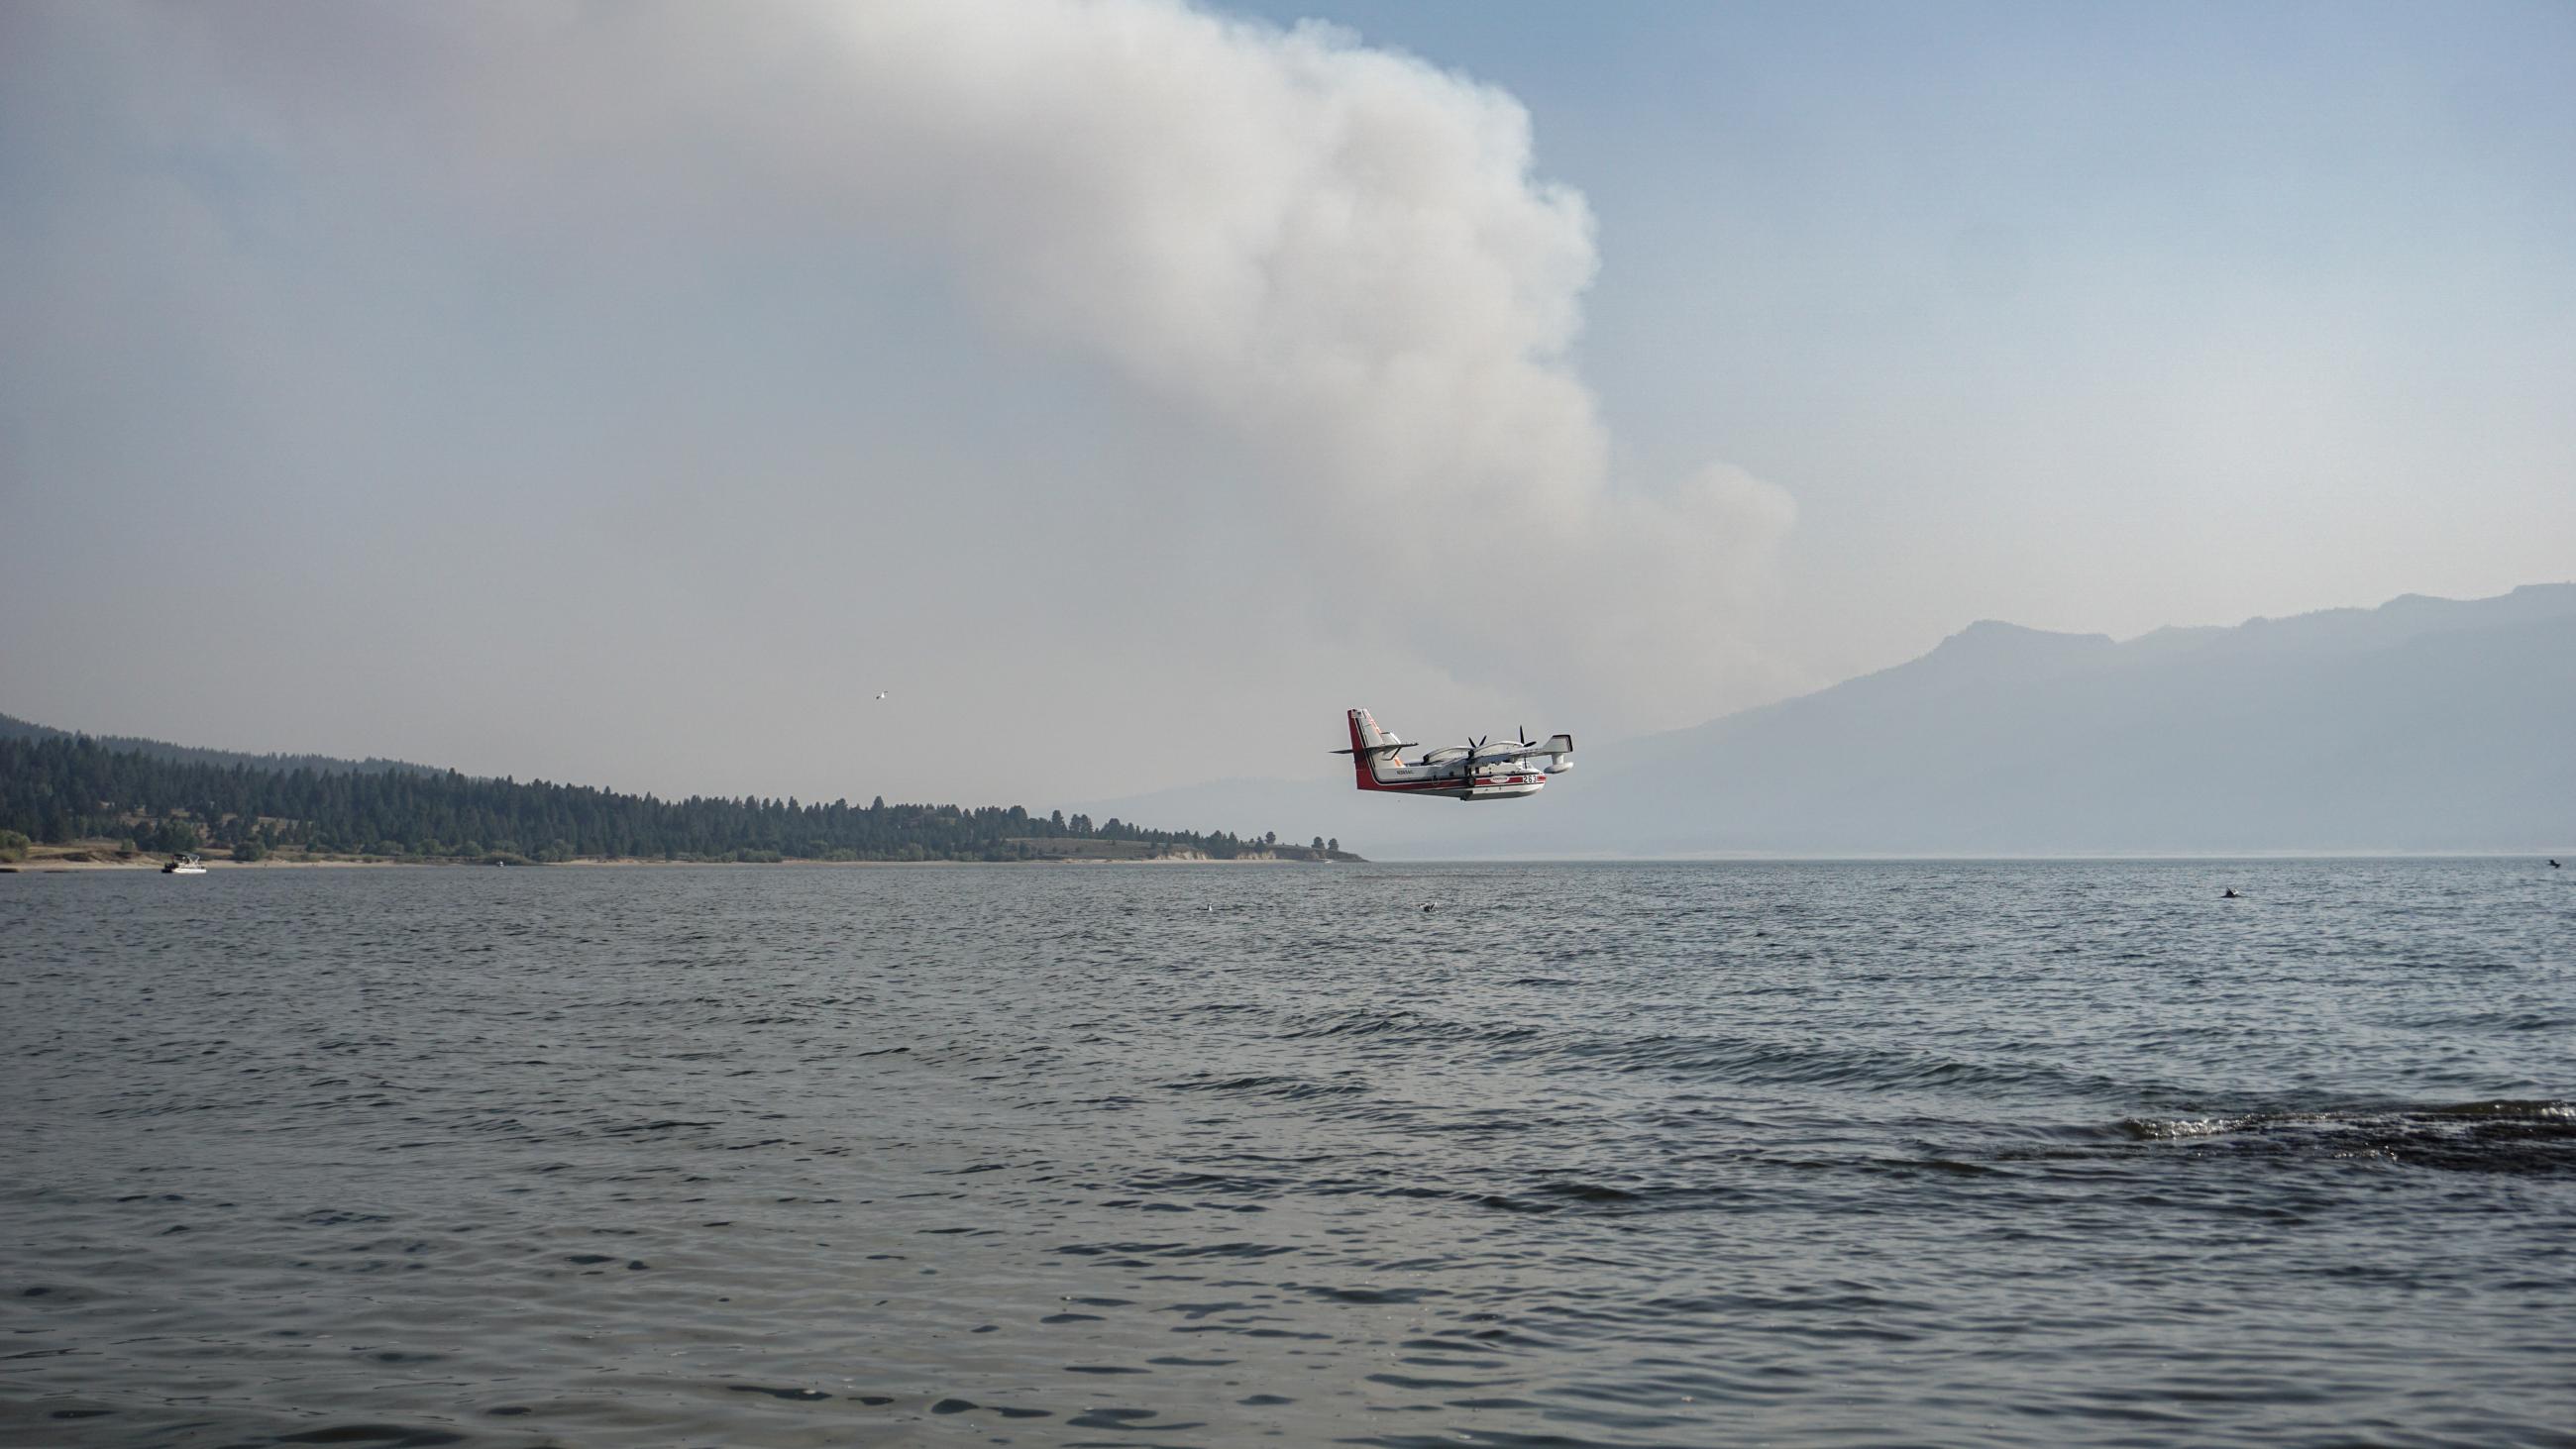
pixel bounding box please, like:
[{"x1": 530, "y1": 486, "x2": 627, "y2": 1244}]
[
  {"x1": 4, "y1": 727, "x2": 1352, "y2": 871},
  {"x1": 2, "y1": 849, "x2": 1348, "y2": 873},
  {"x1": 12, "y1": 850, "x2": 2560, "y2": 873}
]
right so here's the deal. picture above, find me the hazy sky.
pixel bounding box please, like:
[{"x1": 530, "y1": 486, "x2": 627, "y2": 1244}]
[{"x1": 4, "y1": 0, "x2": 2570, "y2": 809}]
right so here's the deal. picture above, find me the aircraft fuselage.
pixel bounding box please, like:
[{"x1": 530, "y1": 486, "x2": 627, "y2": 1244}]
[{"x1": 1337, "y1": 708, "x2": 1572, "y2": 802}]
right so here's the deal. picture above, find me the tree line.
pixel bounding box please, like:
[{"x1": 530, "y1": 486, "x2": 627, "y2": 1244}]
[
  {"x1": 0, "y1": 734, "x2": 1334, "y2": 863},
  {"x1": 0, "y1": 711, "x2": 439, "y2": 776}
]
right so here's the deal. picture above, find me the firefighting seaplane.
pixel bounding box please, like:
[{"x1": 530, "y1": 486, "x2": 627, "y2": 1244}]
[{"x1": 1333, "y1": 707, "x2": 1574, "y2": 801}]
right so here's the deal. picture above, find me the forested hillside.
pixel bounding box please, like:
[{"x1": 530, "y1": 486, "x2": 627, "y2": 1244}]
[
  {"x1": 0, "y1": 734, "x2": 1321, "y2": 863},
  {"x1": 0, "y1": 712, "x2": 441, "y2": 777}
]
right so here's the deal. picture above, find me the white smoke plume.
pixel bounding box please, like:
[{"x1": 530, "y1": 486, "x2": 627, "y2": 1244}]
[
  {"x1": 363, "y1": 0, "x2": 1782, "y2": 713},
  {"x1": 23, "y1": 0, "x2": 1795, "y2": 741},
  {"x1": 809, "y1": 0, "x2": 1799, "y2": 718}
]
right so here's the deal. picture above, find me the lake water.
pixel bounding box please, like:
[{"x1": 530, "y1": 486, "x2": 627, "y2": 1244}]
[{"x1": 3, "y1": 861, "x2": 2572, "y2": 1448}]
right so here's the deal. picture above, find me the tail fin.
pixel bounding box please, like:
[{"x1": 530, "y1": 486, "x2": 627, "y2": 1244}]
[{"x1": 1339, "y1": 707, "x2": 1404, "y2": 789}]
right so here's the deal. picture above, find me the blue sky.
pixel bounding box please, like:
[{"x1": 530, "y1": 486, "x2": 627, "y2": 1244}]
[
  {"x1": 2, "y1": 1, "x2": 2569, "y2": 804},
  {"x1": 1234, "y1": 1, "x2": 2576, "y2": 664}
]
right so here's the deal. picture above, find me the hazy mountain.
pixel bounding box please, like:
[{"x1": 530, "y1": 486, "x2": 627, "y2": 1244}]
[
  {"x1": 1558, "y1": 582, "x2": 2576, "y2": 856},
  {"x1": 0, "y1": 713, "x2": 447, "y2": 777},
  {"x1": 1077, "y1": 584, "x2": 2576, "y2": 858}
]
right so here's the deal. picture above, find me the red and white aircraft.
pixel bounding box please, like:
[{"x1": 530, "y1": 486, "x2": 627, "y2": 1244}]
[{"x1": 1334, "y1": 707, "x2": 1574, "y2": 801}]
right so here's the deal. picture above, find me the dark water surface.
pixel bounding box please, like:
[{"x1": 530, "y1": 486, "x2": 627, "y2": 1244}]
[{"x1": 4, "y1": 861, "x2": 2573, "y2": 1448}]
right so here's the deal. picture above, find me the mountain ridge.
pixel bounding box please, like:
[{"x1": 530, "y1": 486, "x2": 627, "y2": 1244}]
[
  {"x1": 1537, "y1": 581, "x2": 2576, "y2": 856},
  {"x1": 1070, "y1": 582, "x2": 2576, "y2": 858}
]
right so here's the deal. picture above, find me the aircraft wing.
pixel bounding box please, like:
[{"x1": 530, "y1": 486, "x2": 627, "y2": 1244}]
[{"x1": 1478, "y1": 734, "x2": 1574, "y2": 762}]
